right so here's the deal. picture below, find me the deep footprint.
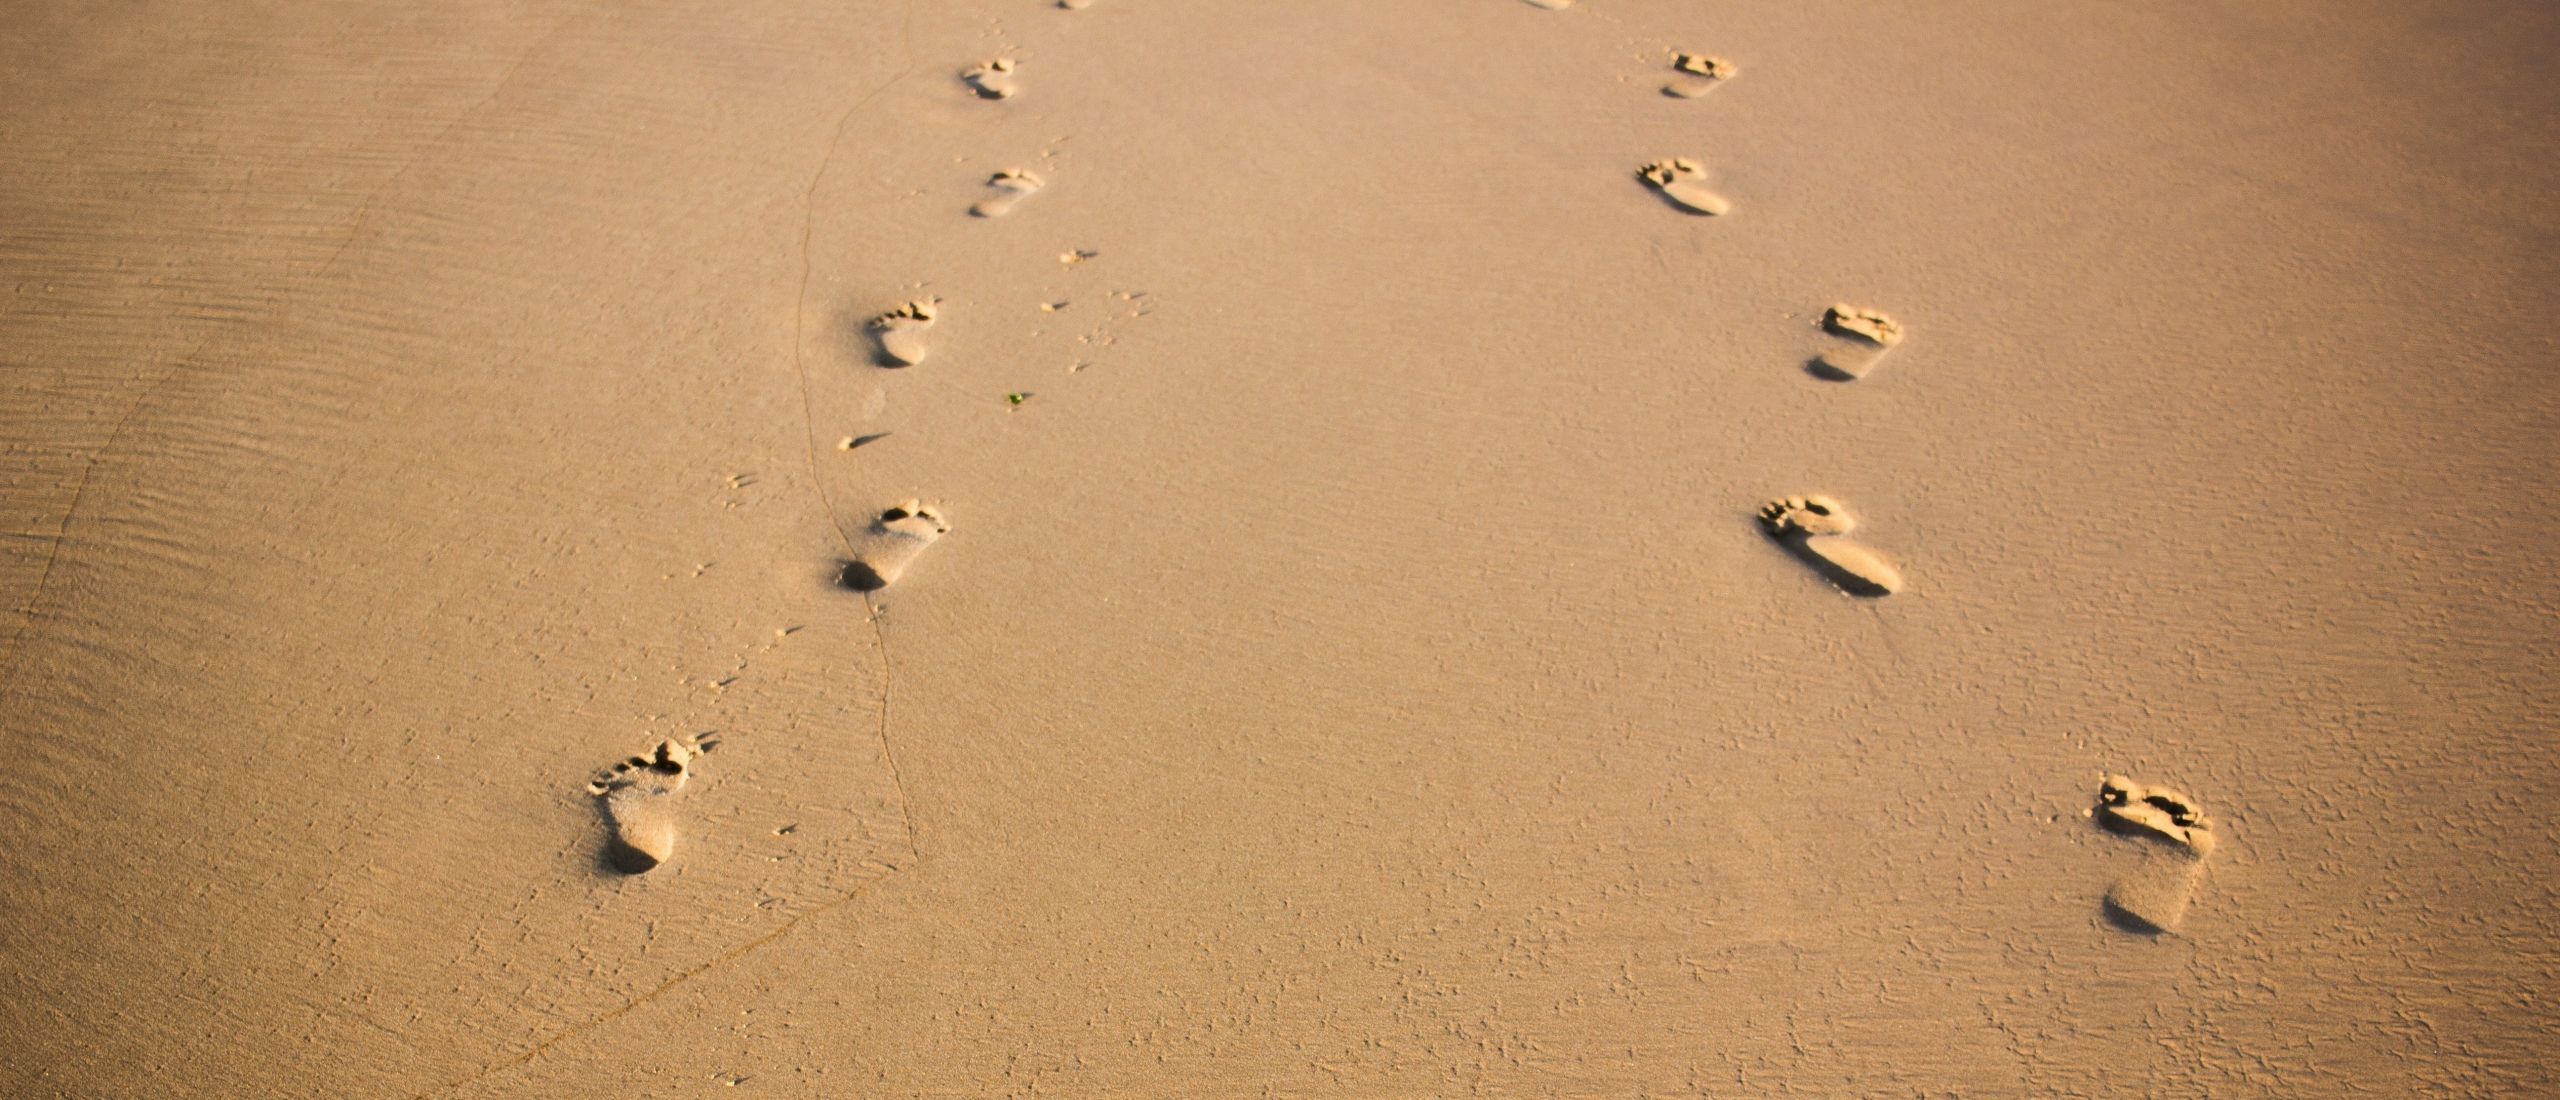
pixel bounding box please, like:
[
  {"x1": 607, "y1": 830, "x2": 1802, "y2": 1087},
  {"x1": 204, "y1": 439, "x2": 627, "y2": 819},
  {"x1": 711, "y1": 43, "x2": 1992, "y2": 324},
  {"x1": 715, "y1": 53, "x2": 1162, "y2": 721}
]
[
  {"x1": 1812, "y1": 303, "x2": 1903, "y2": 380},
  {"x1": 1639, "y1": 158, "x2": 1731, "y2": 215},
  {"x1": 962, "y1": 58, "x2": 1018, "y2": 99},
  {"x1": 1758, "y1": 495, "x2": 1902, "y2": 595},
  {"x1": 971, "y1": 169, "x2": 1045, "y2": 218},
  {"x1": 840, "y1": 500, "x2": 949, "y2": 591},
  {"x1": 868, "y1": 299, "x2": 938, "y2": 366},
  {"x1": 2094, "y1": 774, "x2": 2218, "y2": 933},
  {"x1": 1663, "y1": 54, "x2": 1736, "y2": 98},
  {"x1": 588, "y1": 736, "x2": 713, "y2": 874}
]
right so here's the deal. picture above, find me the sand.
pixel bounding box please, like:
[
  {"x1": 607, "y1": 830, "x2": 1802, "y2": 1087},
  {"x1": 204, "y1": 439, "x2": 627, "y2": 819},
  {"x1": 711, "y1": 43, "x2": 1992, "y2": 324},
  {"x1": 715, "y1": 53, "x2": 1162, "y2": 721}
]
[{"x1": 3, "y1": 0, "x2": 2556, "y2": 1096}]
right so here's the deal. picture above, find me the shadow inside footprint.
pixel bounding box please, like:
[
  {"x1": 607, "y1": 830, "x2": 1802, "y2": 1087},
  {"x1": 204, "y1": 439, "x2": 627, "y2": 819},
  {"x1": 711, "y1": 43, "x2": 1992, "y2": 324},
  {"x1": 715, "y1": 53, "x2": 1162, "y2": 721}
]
[
  {"x1": 1773, "y1": 535, "x2": 1897, "y2": 596},
  {"x1": 836, "y1": 558, "x2": 889, "y2": 592}
]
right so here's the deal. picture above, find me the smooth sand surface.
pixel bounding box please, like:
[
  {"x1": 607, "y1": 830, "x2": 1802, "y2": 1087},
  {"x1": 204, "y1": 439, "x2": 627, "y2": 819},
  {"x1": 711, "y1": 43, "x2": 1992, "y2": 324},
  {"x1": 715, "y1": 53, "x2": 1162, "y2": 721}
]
[{"x1": 4, "y1": 1, "x2": 2557, "y2": 1096}]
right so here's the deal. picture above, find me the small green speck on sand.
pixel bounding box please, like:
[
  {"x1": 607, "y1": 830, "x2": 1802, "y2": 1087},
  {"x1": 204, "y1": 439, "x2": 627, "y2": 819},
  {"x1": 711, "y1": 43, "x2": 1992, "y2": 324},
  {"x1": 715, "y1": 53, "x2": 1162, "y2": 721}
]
[{"x1": 1006, "y1": 392, "x2": 1031, "y2": 405}]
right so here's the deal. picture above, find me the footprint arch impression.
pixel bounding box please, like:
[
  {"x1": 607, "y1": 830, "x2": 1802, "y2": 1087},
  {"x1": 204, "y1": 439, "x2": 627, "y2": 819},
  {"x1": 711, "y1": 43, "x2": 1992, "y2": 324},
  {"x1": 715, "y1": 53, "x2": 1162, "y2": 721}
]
[
  {"x1": 1640, "y1": 158, "x2": 1731, "y2": 216},
  {"x1": 840, "y1": 500, "x2": 949, "y2": 591},
  {"x1": 1812, "y1": 303, "x2": 1903, "y2": 380},
  {"x1": 971, "y1": 169, "x2": 1045, "y2": 218},
  {"x1": 869, "y1": 299, "x2": 938, "y2": 366},
  {"x1": 2094, "y1": 774, "x2": 2218, "y2": 933},
  {"x1": 1758, "y1": 494, "x2": 1902, "y2": 595},
  {"x1": 589, "y1": 735, "x2": 715, "y2": 874}
]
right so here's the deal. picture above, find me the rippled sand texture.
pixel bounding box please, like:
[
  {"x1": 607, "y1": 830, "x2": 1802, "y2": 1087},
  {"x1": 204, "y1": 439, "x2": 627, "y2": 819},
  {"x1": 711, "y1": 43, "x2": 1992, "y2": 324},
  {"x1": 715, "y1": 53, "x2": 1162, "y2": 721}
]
[{"x1": 4, "y1": 1, "x2": 2556, "y2": 1097}]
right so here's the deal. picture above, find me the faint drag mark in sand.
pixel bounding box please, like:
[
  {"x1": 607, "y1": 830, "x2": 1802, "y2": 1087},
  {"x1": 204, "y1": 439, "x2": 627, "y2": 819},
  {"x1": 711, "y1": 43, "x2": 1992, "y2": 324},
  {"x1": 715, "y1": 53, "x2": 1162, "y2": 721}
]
[
  {"x1": 2091, "y1": 774, "x2": 2218, "y2": 934},
  {"x1": 414, "y1": 5, "x2": 924, "y2": 1096},
  {"x1": 1758, "y1": 494, "x2": 1903, "y2": 596},
  {"x1": 2, "y1": 6, "x2": 613, "y2": 677}
]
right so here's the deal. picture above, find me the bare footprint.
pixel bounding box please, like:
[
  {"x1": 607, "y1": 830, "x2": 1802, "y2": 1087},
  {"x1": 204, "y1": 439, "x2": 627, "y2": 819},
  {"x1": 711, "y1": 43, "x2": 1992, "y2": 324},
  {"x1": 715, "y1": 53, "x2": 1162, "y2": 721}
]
[
  {"x1": 588, "y1": 736, "x2": 714, "y2": 874},
  {"x1": 1811, "y1": 304, "x2": 1903, "y2": 380},
  {"x1": 1639, "y1": 158, "x2": 1731, "y2": 216},
  {"x1": 2094, "y1": 774, "x2": 2218, "y2": 933},
  {"x1": 962, "y1": 58, "x2": 1018, "y2": 100},
  {"x1": 840, "y1": 500, "x2": 949, "y2": 591},
  {"x1": 970, "y1": 169, "x2": 1045, "y2": 218},
  {"x1": 868, "y1": 299, "x2": 937, "y2": 366},
  {"x1": 1758, "y1": 495, "x2": 1902, "y2": 595},
  {"x1": 1522, "y1": 0, "x2": 1574, "y2": 9},
  {"x1": 1663, "y1": 54, "x2": 1736, "y2": 98},
  {"x1": 1059, "y1": 0, "x2": 1095, "y2": 8}
]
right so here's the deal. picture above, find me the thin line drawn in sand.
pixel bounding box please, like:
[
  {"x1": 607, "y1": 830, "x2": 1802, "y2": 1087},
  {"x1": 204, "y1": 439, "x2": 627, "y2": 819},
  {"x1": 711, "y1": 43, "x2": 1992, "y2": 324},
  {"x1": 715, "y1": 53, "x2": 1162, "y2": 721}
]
[
  {"x1": 970, "y1": 169, "x2": 1044, "y2": 217},
  {"x1": 1809, "y1": 303, "x2": 1903, "y2": 380},
  {"x1": 1639, "y1": 158, "x2": 1732, "y2": 216},
  {"x1": 405, "y1": 9, "x2": 931, "y2": 1097},
  {"x1": 868, "y1": 299, "x2": 939, "y2": 366},
  {"x1": 1663, "y1": 54, "x2": 1736, "y2": 98},
  {"x1": 838, "y1": 501, "x2": 949, "y2": 592},
  {"x1": 2091, "y1": 774, "x2": 2218, "y2": 934},
  {"x1": 587, "y1": 734, "x2": 718, "y2": 874},
  {"x1": 1758, "y1": 495, "x2": 1903, "y2": 596},
  {"x1": 961, "y1": 58, "x2": 1018, "y2": 99}
]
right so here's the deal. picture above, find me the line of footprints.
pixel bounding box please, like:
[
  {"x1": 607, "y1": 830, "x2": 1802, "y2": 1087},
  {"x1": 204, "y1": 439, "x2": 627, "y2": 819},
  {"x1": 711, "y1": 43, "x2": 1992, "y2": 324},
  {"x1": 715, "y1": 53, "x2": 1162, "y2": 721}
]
[{"x1": 590, "y1": 0, "x2": 2214, "y2": 936}]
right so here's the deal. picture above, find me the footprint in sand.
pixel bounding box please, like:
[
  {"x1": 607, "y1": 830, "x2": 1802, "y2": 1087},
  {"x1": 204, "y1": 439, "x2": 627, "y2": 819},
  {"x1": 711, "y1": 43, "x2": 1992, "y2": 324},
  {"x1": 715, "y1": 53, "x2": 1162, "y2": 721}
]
[
  {"x1": 868, "y1": 299, "x2": 938, "y2": 366},
  {"x1": 588, "y1": 736, "x2": 714, "y2": 874},
  {"x1": 2093, "y1": 774, "x2": 2218, "y2": 933},
  {"x1": 970, "y1": 169, "x2": 1045, "y2": 218},
  {"x1": 1521, "y1": 0, "x2": 1574, "y2": 9},
  {"x1": 1663, "y1": 54, "x2": 1736, "y2": 98},
  {"x1": 840, "y1": 500, "x2": 949, "y2": 591},
  {"x1": 1811, "y1": 304, "x2": 1904, "y2": 380},
  {"x1": 1059, "y1": 0, "x2": 1095, "y2": 8},
  {"x1": 1758, "y1": 495, "x2": 1903, "y2": 595},
  {"x1": 1639, "y1": 158, "x2": 1731, "y2": 216},
  {"x1": 962, "y1": 58, "x2": 1019, "y2": 100}
]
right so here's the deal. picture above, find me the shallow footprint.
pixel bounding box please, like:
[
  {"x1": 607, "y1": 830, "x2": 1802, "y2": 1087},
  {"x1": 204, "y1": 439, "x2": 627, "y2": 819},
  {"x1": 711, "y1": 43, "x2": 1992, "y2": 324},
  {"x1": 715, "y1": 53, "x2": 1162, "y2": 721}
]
[
  {"x1": 2094, "y1": 774, "x2": 2218, "y2": 933},
  {"x1": 962, "y1": 58, "x2": 1018, "y2": 100},
  {"x1": 1758, "y1": 495, "x2": 1902, "y2": 595},
  {"x1": 868, "y1": 299, "x2": 938, "y2": 366},
  {"x1": 1663, "y1": 54, "x2": 1736, "y2": 98},
  {"x1": 1522, "y1": 0, "x2": 1574, "y2": 8},
  {"x1": 588, "y1": 736, "x2": 712, "y2": 874},
  {"x1": 970, "y1": 169, "x2": 1045, "y2": 218},
  {"x1": 1059, "y1": 0, "x2": 1095, "y2": 8},
  {"x1": 1639, "y1": 158, "x2": 1731, "y2": 216},
  {"x1": 1811, "y1": 303, "x2": 1903, "y2": 380},
  {"x1": 840, "y1": 500, "x2": 949, "y2": 591}
]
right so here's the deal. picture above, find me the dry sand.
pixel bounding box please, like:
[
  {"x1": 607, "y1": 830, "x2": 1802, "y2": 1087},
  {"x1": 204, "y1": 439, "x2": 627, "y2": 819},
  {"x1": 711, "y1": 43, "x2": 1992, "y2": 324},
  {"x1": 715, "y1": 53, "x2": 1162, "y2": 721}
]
[{"x1": 3, "y1": 0, "x2": 2556, "y2": 1096}]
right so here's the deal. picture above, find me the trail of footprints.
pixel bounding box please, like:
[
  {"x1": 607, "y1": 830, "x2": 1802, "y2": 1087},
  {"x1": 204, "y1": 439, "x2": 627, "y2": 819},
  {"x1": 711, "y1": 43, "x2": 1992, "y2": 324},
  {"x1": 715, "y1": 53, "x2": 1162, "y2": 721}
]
[{"x1": 584, "y1": 1, "x2": 2211, "y2": 940}]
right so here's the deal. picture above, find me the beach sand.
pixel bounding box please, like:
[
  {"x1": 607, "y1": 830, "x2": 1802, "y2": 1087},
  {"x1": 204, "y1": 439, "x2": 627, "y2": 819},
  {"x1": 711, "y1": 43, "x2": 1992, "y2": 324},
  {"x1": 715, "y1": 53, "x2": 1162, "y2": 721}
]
[{"x1": 4, "y1": 0, "x2": 2556, "y2": 1096}]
